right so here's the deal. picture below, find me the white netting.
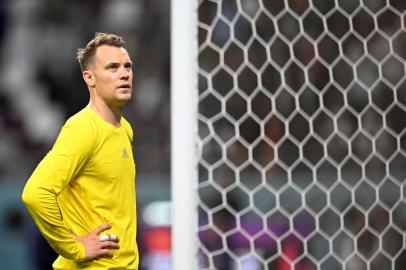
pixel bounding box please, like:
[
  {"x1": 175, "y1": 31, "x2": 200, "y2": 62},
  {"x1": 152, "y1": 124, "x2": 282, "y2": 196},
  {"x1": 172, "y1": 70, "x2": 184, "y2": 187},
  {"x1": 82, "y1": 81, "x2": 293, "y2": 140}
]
[{"x1": 197, "y1": 0, "x2": 406, "y2": 269}]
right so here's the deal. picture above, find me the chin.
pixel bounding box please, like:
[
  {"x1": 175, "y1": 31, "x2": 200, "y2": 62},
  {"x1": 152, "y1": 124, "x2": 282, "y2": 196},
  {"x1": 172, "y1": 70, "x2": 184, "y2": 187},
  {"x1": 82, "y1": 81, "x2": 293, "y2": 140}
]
[
  {"x1": 118, "y1": 92, "x2": 132, "y2": 100},
  {"x1": 117, "y1": 98, "x2": 131, "y2": 104}
]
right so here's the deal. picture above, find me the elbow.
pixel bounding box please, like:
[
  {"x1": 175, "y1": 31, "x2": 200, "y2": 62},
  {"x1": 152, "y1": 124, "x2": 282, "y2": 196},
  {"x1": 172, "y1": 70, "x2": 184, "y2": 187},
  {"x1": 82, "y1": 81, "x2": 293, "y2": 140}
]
[{"x1": 21, "y1": 183, "x2": 36, "y2": 208}]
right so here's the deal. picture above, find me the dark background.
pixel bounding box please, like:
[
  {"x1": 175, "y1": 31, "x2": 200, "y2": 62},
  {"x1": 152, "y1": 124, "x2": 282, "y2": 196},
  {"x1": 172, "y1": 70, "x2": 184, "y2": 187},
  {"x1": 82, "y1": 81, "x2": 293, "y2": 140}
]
[{"x1": 0, "y1": 0, "x2": 171, "y2": 269}]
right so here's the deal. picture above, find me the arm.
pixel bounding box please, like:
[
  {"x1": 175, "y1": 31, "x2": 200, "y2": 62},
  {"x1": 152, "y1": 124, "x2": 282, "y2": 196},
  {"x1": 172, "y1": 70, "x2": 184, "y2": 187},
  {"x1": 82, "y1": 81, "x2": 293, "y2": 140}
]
[{"x1": 22, "y1": 119, "x2": 96, "y2": 261}]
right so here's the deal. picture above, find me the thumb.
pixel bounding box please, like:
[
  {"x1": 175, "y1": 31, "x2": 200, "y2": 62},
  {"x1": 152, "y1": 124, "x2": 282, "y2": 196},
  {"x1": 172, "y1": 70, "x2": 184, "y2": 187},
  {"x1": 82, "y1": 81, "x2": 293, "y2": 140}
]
[
  {"x1": 71, "y1": 233, "x2": 79, "y2": 241},
  {"x1": 93, "y1": 224, "x2": 112, "y2": 235}
]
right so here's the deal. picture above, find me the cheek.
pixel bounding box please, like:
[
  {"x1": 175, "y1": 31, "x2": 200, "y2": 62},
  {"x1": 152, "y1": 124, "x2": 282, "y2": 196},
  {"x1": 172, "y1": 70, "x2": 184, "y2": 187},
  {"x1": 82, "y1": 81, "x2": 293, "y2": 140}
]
[
  {"x1": 97, "y1": 75, "x2": 115, "y2": 88},
  {"x1": 95, "y1": 78, "x2": 115, "y2": 96}
]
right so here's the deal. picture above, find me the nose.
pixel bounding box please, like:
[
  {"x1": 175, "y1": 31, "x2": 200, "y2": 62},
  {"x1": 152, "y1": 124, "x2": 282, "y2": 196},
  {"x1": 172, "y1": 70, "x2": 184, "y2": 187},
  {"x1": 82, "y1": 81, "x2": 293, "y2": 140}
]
[{"x1": 120, "y1": 67, "x2": 131, "y2": 80}]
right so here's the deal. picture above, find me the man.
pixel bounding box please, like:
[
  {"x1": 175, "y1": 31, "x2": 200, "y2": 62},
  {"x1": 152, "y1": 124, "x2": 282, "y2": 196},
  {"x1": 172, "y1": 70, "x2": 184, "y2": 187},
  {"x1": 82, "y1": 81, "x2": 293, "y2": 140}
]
[{"x1": 22, "y1": 32, "x2": 138, "y2": 269}]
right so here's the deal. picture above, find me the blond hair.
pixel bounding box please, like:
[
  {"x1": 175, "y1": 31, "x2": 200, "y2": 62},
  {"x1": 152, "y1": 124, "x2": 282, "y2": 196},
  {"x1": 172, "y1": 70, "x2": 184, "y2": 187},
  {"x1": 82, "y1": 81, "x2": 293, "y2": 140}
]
[{"x1": 77, "y1": 32, "x2": 126, "y2": 71}]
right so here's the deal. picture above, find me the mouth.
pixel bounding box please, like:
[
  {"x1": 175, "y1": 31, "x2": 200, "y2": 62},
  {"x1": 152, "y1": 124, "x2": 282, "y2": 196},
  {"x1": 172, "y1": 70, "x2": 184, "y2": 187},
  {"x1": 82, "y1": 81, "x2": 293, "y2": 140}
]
[{"x1": 117, "y1": 84, "x2": 132, "y2": 90}]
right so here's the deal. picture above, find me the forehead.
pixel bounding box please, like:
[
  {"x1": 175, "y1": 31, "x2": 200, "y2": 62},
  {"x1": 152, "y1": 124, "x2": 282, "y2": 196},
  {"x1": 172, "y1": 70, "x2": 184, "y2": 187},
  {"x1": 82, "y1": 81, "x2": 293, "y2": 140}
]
[{"x1": 94, "y1": 45, "x2": 131, "y2": 64}]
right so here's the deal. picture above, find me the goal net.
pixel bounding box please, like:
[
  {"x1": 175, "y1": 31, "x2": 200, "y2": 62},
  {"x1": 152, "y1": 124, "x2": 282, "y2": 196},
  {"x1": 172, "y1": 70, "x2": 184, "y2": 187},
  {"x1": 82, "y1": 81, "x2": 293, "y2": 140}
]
[{"x1": 196, "y1": 0, "x2": 406, "y2": 269}]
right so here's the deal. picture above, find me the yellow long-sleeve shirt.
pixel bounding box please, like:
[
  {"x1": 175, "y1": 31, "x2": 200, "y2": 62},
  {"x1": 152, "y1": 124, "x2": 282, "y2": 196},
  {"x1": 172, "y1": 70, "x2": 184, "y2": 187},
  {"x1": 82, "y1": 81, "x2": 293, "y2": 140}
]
[{"x1": 22, "y1": 107, "x2": 138, "y2": 269}]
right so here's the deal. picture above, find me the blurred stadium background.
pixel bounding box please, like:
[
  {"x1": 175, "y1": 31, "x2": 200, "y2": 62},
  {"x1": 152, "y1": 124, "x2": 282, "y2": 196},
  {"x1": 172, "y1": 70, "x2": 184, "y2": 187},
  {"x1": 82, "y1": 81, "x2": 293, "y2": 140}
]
[
  {"x1": 0, "y1": 0, "x2": 170, "y2": 269},
  {"x1": 1, "y1": 0, "x2": 406, "y2": 270}
]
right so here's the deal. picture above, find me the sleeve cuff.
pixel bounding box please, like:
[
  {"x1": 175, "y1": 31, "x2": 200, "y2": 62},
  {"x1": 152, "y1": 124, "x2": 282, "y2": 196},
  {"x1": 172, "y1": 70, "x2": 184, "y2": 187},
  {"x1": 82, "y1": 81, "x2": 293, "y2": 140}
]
[{"x1": 72, "y1": 241, "x2": 86, "y2": 262}]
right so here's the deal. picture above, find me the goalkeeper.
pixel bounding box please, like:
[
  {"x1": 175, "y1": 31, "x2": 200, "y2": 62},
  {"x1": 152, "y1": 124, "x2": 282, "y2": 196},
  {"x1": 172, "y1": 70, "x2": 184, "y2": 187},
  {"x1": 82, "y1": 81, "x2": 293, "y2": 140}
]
[{"x1": 22, "y1": 32, "x2": 138, "y2": 269}]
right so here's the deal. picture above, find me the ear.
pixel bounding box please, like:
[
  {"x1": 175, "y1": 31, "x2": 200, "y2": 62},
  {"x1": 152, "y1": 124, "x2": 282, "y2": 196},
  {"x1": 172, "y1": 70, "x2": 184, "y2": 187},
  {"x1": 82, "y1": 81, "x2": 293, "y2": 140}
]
[{"x1": 83, "y1": 71, "x2": 95, "y2": 87}]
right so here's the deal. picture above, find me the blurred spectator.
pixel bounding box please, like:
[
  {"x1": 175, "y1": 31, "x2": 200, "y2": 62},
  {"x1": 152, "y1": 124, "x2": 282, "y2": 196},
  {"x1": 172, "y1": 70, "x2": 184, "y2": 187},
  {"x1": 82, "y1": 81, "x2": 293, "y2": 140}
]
[
  {"x1": 0, "y1": 0, "x2": 170, "y2": 269},
  {"x1": 0, "y1": 0, "x2": 170, "y2": 179}
]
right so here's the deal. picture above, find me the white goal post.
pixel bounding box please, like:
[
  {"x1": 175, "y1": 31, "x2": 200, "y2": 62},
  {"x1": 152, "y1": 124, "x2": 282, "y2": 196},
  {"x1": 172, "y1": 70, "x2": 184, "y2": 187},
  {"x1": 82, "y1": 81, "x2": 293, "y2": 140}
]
[{"x1": 171, "y1": 0, "x2": 198, "y2": 270}]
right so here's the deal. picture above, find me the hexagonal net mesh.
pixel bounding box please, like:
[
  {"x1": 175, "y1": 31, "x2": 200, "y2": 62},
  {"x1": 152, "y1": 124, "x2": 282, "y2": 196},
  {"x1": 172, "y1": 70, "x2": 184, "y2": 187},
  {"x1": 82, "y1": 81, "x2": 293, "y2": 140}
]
[{"x1": 197, "y1": 0, "x2": 406, "y2": 269}]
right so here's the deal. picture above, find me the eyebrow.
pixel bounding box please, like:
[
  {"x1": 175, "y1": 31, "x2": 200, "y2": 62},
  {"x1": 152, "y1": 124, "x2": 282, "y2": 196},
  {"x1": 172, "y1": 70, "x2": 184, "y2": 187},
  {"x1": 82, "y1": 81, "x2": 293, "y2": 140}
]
[
  {"x1": 105, "y1": 61, "x2": 132, "y2": 69},
  {"x1": 105, "y1": 62, "x2": 119, "y2": 69}
]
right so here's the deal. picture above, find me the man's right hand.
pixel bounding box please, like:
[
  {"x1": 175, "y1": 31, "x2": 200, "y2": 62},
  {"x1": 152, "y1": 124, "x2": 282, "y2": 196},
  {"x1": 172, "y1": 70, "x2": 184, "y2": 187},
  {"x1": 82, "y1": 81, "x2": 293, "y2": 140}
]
[{"x1": 73, "y1": 224, "x2": 120, "y2": 261}]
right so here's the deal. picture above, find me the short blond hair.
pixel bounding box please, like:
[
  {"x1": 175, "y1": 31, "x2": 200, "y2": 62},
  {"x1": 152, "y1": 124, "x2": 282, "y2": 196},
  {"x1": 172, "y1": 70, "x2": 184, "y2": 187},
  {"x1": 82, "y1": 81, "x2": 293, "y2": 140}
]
[{"x1": 77, "y1": 32, "x2": 126, "y2": 71}]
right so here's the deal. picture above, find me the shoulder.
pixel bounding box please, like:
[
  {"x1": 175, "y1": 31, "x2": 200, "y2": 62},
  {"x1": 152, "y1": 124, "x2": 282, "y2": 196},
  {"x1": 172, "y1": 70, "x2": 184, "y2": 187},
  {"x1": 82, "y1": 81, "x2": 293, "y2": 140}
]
[
  {"x1": 121, "y1": 117, "x2": 133, "y2": 142},
  {"x1": 54, "y1": 108, "x2": 99, "y2": 150},
  {"x1": 63, "y1": 109, "x2": 98, "y2": 136}
]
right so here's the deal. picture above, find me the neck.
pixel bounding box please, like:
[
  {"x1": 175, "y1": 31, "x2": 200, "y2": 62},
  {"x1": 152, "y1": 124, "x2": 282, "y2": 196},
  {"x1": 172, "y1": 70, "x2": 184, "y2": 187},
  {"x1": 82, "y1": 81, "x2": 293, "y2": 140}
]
[{"x1": 88, "y1": 98, "x2": 123, "y2": 127}]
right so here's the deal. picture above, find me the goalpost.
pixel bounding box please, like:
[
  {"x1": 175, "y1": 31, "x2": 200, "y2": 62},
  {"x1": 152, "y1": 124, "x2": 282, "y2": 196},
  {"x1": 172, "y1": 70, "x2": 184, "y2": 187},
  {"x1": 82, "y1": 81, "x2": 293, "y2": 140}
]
[
  {"x1": 171, "y1": 0, "x2": 198, "y2": 270},
  {"x1": 172, "y1": 0, "x2": 406, "y2": 269}
]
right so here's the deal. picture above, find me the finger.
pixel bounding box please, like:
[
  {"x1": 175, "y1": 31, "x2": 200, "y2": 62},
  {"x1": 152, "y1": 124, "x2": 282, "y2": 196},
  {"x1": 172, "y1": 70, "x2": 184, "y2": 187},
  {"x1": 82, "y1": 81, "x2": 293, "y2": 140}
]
[
  {"x1": 99, "y1": 233, "x2": 119, "y2": 242},
  {"x1": 93, "y1": 224, "x2": 112, "y2": 235},
  {"x1": 100, "y1": 241, "x2": 120, "y2": 250},
  {"x1": 99, "y1": 234, "x2": 110, "y2": 242},
  {"x1": 109, "y1": 234, "x2": 118, "y2": 242},
  {"x1": 97, "y1": 249, "x2": 114, "y2": 259},
  {"x1": 114, "y1": 235, "x2": 120, "y2": 242}
]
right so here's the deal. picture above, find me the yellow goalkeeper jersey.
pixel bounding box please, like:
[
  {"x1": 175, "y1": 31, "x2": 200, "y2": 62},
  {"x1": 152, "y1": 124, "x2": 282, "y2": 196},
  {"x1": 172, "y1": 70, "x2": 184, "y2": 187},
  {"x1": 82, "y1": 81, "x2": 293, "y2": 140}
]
[{"x1": 22, "y1": 107, "x2": 138, "y2": 269}]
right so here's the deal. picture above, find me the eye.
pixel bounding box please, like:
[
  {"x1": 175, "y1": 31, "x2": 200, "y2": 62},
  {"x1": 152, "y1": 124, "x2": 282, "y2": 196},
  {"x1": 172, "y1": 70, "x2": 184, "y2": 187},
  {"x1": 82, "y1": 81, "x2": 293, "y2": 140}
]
[
  {"x1": 125, "y1": 63, "x2": 132, "y2": 71},
  {"x1": 106, "y1": 64, "x2": 119, "y2": 72}
]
